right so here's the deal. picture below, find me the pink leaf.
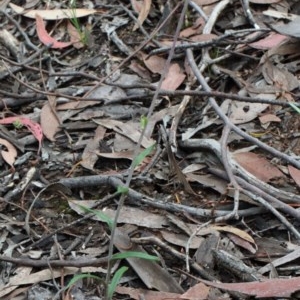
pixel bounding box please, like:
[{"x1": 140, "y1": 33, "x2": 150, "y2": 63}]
[
  {"x1": 200, "y1": 277, "x2": 300, "y2": 298},
  {"x1": 36, "y1": 14, "x2": 72, "y2": 49},
  {"x1": 0, "y1": 116, "x2": 43, "y2": 154}
]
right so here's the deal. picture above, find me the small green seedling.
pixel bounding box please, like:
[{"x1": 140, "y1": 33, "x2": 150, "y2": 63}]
[
  {"x1": 13, "y1": 119, "x2": 23, "y2": 129},
  {"x1": 68, "y1": 0, "x2": 90, "y2": 45},
  {"x1": 132, "y1": 143, "x2": 156, "y2": 169}
]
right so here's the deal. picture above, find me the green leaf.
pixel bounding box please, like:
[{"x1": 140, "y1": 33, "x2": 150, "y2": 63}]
[
  {"x1": 116, "y1": 185, "x2": 129, "y2": 195},
  {"x1": 289, "y1": 102, "x2": 300, "y2": 114},
  {"x1": 107, "y1": 266, "x2": 128, "y2": 300},
  {"x1": 76, "y1": 204, "x2": 113, "y2": 230},
  {"x1": 132, "y1": 143, "x2": 156, "y2": 169},
  {"x1": 112, "y1": 251, "x2": 159, "y2": 261},
  {"x1": 66, "y1": 273, "x2": 102, "y2": 289},
  {"x1": 140, "y1": 115, "x2": 148, "y2": 129}
]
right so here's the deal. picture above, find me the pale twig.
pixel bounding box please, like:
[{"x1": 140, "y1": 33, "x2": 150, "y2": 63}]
[
  {"x1": 186, "y1": 49, "x2": 300, "y2": 169},
  {"x1": 217, "y1": 125, "x2": 240, "y2": 221},
  {"x1": 241, "y1": 0, "x2": 260, "y2": 29},
  {"x1": 185, "y1": 220, "x2": 211, "y2": 272}
]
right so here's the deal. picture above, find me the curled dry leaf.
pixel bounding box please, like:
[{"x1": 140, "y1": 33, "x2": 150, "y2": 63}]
[
  {"x1": 0, "y1": 138, "x2": 17, "y2": 168},
  {"x1": 40, "y1": 103, "x2": 60, "y2": 142},
  {"x1": 35, "y1": 14, "x2": 72, "y2": 49},
  {"x1": 210, "y1": 225, "x2": 255, "y2": 244}
]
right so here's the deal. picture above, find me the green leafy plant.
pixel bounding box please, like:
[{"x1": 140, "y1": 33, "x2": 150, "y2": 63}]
[
  {"x1": 116, "y1": 185, "x2": 129, "y2": 196},
  {"x1": 289, "y1": 102, "x2": 300, "y2": 114},
  {"x1": 68, "y1": 0, "x2": 90, "y2": 45},
  {"x1": 69, "y1": 116, "x2": 157, "y2": 299},
  {"x1": 70, "y1": 203, "x2": 159, "y2": 299},
  {"x1": 132, "y1": 143, "x2": 156, "y2": 169},
  {"x1": 75, "y1": 203, "x2": 114, "y2": 230},
  {"x1": 112, "y1": 251, "x2": 159, "y2": 261},
  {"x1": 12, "y1": 119, "x2": 23, "y2": 129},
  {"x1": 107, "y1": 266, "x2": 128, "y2": 299}
]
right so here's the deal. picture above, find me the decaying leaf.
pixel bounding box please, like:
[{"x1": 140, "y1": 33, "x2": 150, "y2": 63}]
[{"x1": 220, "y1": 99, "x2": 269, "y2": 124}]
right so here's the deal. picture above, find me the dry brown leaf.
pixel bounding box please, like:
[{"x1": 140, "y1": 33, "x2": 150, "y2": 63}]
[
  {"x1": 199, "y1": 277, "x2": 300, "y2": 298},
  {"x1": 56, "y1": 100, "x2": 98, "y2": 110},
  {"x1": 93, "y1": 119, "x2": 155, "y2": 148},
  {"x1": 0, "y1": 138, "x2": 17, "y2": 168},
  {"x1": 220, "y1": 99, "x2": 269, "y2": 124},
  {"x1": 288, "y1": 165, "x2": 300, "y2": 188},
  {"x1": 145, "y1": 105, "x2": 179, "y2": 138},
  {"x1": 67, "y1": 21, "x2": 84, "y2": 49},
  {"x1": 81, "y1": 125, "x2": 106, "y2": 170},
  {"x1": 142, "y1": 53, "x2": 166, "y2": 74},
  {"x1": 210, "y1": 225, "x2": 255, "y2": 244},
  {"x1": 95, "y1": 150, "x2": 134, "y2": 160},
  {"x1": 116, "y1": 285, "x2": 181, "y2": 299},
  {"x1": 234, "y1": 152, "x2": 284, "y2": 182},
  {"x1": 161, "y1": 231, "x2": 203, "y2": 249},
  {"x1": 0, "y1": 267, "x2": 32, "y2": 298},
  {"x1": 259, "y1": 113, "x2": 281, "y2": 125},
  {"x1": 40, "y1": 102, "x2": 60, "y2": 141},
  {"x1": 133, "y1": 0, "x2": 152, "y2": 31},
  {"x1": 249, "y1": 33, "x2": 288, "y2": 50},
  {"x1": 10, "y1": 3, "x2": 97, "y2": 20},
  {"x1": 180, "y1": 282, "x2": 210, "y2": 300},
  {"x1": 161, "y1": 63, "x2": 186, "y2": 91},
  {"x1": 189, "y1": 33, "x2": 217, "y2": 42},
  {"x1": 262, "y1": 60, "x2": 299, "y2": 91},
  {"x1": 227, "y1": 232, "x2": 257, "y2": 254}
]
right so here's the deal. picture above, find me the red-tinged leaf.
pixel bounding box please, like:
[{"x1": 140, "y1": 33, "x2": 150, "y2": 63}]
[
  {"x1": 200, "y1": 277, "x2": 300, "y2": 298},
  {"x1": 234, "y1": 152, "x2": 284, "y2": 182},
  {"x1": 249, "y1": 33, "x2": 288, "y2": 50},
  {"x1": 0, "y1": 116, "x2": 43, "y2": 154},
  {"x1": 35, "y1": 14, "x2": 72, "y2": 49},
  {"x1": 0, "y1": 138, "x2": 17, "y2": 168}
]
